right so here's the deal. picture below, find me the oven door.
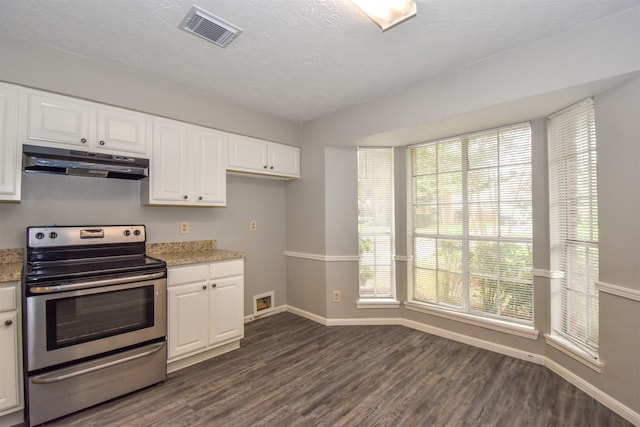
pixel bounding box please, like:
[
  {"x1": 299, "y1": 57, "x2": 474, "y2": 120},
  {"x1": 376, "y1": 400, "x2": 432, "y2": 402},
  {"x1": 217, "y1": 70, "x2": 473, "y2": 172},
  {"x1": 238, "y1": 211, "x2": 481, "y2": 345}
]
[{"x1": 26, "y1": 276, "x2": 167, "y2": 372}]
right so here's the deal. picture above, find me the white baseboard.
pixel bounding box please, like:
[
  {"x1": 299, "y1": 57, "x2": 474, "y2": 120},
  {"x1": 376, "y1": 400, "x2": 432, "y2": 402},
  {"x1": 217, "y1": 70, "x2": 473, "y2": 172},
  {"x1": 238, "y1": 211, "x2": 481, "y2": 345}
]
[
  {"x1": 284, "y1": 305, "x2": 329, "y2": 325},
  {"x1": 545, "y1": 358, "x2": 640, "y2": 426},
  {"x1": 283, "y1": 305, "x2": 639, "y2": 426}
]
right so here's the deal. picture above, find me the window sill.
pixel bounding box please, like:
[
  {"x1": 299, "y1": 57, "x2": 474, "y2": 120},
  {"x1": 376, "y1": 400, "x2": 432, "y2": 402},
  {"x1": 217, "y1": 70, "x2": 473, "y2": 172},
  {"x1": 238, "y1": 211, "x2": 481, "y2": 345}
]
[
  {"x1": 356, "y1": 299, "x2": 401, "y2": 309},
  {"x1": 544, "y1": 333, "x2": 603, "y2": 373},
  {"x1": 404, "y1": 301, "x2": 539, "y2": 340}
]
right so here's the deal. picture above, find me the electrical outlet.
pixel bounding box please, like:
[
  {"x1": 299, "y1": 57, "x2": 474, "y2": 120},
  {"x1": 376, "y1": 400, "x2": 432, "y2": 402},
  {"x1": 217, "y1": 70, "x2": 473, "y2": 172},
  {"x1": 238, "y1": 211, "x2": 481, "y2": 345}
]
[
  {"x1": 332, "y1": 290, "x2": 341, "y2": 303},
  {"x1": 250, "y1": 220, "x2": 257, "y2": 231},
  {"x1": 180, "y1": 222, "x2": 189, "y2": 234}
]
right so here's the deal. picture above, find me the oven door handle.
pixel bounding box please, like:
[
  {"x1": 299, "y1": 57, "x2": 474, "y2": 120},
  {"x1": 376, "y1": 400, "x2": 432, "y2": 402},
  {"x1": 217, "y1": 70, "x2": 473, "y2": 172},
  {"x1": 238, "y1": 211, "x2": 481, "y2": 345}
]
[
  {"x1": 30, "y1": 343, "x2": 165, "y2": 384},
  {"x1": 29, "y1": 271, "x2": 166, "y2": 294}
]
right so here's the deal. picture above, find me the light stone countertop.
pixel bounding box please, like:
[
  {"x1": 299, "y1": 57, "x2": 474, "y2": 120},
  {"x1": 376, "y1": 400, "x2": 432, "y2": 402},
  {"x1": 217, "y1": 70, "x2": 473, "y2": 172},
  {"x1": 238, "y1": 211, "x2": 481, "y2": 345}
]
[
  {"x1": 147, "y1": 240, "x2": 245, "y2": 267},
  {"x1": 0, "y1": 241, "x2": 245, "y2": 282},
  {"x1": 0, "y1": 248, "x2": 23, "y2": 283}
]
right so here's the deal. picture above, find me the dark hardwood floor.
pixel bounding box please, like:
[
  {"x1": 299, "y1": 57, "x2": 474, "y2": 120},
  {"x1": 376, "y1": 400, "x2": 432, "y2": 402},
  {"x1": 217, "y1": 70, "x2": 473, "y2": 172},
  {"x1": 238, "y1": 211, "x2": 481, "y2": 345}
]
[{"x1": 39, "y1": 312, "x2": 632, "y2": 426}]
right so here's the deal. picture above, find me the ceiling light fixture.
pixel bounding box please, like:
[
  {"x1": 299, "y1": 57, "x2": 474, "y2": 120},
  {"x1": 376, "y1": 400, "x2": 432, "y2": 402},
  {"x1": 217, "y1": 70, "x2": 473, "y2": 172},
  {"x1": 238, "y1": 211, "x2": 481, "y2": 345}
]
[{"x1": 351, "y1": 0, "x2": 417, "y2": 31}]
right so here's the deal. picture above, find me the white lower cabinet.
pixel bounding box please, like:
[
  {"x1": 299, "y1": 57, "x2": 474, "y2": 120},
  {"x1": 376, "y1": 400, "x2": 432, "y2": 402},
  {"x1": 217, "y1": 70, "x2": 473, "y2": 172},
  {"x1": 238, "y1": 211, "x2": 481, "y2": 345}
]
[
  {"x1": 0, "y1": 282, "x2": 21, "y2": 418},
  {"x1": 167, "y1": 259, "x2": 244, "y2": 372}
]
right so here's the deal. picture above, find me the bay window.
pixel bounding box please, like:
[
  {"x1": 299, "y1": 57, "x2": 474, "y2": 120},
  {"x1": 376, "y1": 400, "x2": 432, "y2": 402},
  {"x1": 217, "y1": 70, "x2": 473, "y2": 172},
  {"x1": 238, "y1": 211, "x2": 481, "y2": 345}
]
[{"x1": 407, "y1": 123, "x2": 533, "y2": 324}]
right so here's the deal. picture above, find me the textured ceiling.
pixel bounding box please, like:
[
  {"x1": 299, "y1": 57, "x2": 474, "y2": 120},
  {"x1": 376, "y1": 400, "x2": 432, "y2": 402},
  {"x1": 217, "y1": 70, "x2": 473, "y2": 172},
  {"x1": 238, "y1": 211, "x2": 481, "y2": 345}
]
[{"x1": 0, "y1": 0, "x2": 638, "y2": 123}]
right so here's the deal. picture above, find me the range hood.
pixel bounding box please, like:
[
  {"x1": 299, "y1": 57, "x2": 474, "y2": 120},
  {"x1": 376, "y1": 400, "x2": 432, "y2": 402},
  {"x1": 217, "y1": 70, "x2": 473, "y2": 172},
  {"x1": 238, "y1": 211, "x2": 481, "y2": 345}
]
[{"x1": 23, "y1": 144, "x2": 149, "y2": 180}]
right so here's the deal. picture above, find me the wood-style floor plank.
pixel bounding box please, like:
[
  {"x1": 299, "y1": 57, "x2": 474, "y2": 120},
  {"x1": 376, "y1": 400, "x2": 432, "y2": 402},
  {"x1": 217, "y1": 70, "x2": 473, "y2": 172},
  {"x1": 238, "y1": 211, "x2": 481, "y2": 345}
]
[{"x1": 34, "y1": 312, "x2": 633, "y2": 426}]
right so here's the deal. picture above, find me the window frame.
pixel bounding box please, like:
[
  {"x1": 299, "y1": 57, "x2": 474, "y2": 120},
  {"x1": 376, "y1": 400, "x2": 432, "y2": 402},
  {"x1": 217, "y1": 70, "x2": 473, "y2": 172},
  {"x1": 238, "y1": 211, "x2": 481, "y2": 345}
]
[
  {"x1": 547, "y1": 97, "x2": 599, "y2": 356},
  {"x1": 407, "y1": 122, "x2": 534, "y2": 325},
  {"x1": 357, "y1": 146, "x2": 396, "y2": 302}
]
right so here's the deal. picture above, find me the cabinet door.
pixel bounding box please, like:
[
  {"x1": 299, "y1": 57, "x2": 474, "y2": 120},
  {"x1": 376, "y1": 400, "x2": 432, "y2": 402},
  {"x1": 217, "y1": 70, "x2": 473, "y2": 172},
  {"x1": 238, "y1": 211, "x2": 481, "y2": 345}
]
[
  {"x1": 0, "y1": 311, "x2": 19, "y2": 413},
  {"x1": 25, "y1": 91, "x2": 92, "y2": 147},
  {"x1": 209, "y1": 275, "x2": 244, "y2": 346},
  {"x1": 0, "y1": 84, "x2": 20, "y2": 201},
  {"x1": 269, "y1": 143, "x2": 300, "y2": 177},
  {"x1": 168, "y1": 282, "x2": 209, "y2": 359},
  {"x1": 151, "y1": 119, "x2": 191, "y2": 203},
  {"x1": 193, "y1": 127, "x2": 226, "y2": 206},
  {"x1": 227, "y1": 134, "x2": 268, "y2": 173},
  {"x1": 96, "y1": 106, "x2": 150, "y2": 156}
]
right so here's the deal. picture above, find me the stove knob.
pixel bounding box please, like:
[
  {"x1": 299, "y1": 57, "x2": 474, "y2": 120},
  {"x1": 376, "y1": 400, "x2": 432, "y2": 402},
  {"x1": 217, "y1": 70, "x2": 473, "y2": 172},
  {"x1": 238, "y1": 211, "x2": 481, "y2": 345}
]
[
  {"x1": 123, "y1": 230, "x2": 131, "y2": 237},
  {"x1": 49, "y1": 232, "x2": 58, "y2": 239},
  {"x1": 35, "y1": 232, "x2": 45, "y2": 240},
  {"x1": 133, "y1": 229, "x2": 141, "y2": 236}
]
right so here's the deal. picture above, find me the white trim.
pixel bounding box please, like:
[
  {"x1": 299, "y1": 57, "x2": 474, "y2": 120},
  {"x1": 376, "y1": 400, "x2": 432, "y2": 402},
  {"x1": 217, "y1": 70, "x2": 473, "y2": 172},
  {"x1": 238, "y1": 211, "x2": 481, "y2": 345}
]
[
  {"x1": 394, "y1": 255, "x2": 410, "y2": 262},
  {"x1": 284, "y1": 251, "x2": 358, "y2": 262},
  {"x1": 285, "y1": 305, "x2": 329, "y2": 325},
  {"x1": 326, "y1": 317, "x2": 405, "y2": 326},
  {"x1": 544, "y1": 333, "x2": 603, "y2": 373},
  {"x1": 356, "y1": 298, "x2": 401, "y2": 309},
  {"x1": 545, "y1": 358, "x2": 640, "y2": 426},
  {"x1": 533, "y1": 268, "x2": 565, "y2": 279},
  {"x1": 0, "y1": 409, "x2": 23, "y2": 427},
  {"x1": 282, "y1": 305, "x2": 638, "y2": 425},
  {"x1": 404, "y1": 301, "x2": 539, "y2": 340},
  {"x1": 596, "y1": 281, "x2": 640, "y2": 302},
  {"x1": 401, "y1": 318, "x2": 546, "y2": 365}
]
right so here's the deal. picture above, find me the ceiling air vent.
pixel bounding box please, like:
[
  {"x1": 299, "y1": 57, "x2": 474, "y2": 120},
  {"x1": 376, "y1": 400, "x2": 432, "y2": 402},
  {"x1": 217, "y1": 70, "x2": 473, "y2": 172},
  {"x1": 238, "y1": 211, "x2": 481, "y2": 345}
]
[{"x1": 179, "y1": 5, "x2": 243, "y2": 48}]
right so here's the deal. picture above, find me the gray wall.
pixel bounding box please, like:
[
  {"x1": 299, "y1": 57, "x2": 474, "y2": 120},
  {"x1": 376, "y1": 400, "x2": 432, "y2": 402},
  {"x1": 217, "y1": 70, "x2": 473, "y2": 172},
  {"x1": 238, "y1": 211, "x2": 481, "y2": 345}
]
[
  {"x1": 0, "y1": 34, "x2": 302, "y2": 316},
  {"x1": 286, "y1": 6, "x2": 640, "y2": 417}
]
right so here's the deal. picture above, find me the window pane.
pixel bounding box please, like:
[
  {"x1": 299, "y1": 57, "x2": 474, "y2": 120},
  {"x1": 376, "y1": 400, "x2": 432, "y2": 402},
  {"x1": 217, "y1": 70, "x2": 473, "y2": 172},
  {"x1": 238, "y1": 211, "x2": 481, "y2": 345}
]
[
  {"x1": 437, "y1": 272, "x2": 463, "y2": 307},
  {"x1": 548, "y1": 98, "x2": 599, "y2": 352},
  {"x1": 358, "y1": 148, "x2": 395, "y2": 299},
  {"x1": 500, "y1": 281, "x2": 533, "y2": 321},
  {"x1": 414, "y1": 237, "x2": 436, "y2": 269},
  {"x1": 437, "y1": 239, "x2": 462, "y2": 273},
  {"x1": 437, "y1": 139, "x2": 462, "y2": 172},
  {"x1": 414, "y1": 268, "x2": 437, "y2": 302},
  {"x1": 470, "y1": 277, "x2": 499, "y2": 315},
  {"x1": 468, "y1": 168, "x2": 498, "y2": 203}
]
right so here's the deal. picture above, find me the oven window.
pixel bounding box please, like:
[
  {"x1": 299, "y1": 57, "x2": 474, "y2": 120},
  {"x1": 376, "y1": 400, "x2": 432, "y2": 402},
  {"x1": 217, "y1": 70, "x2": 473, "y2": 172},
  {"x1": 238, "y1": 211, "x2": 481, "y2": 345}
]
[{"x1": 46, "y1": 286, "x2": 155, "y2": 350}]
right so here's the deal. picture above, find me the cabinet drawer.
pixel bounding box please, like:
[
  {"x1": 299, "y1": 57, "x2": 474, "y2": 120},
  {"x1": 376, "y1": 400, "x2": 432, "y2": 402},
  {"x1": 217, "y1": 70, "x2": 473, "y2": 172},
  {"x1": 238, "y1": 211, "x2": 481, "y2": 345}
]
[
  {"x1": 210, "y1": 259, "x2": 243, "y2": 278},
  {"x1": 0, "y1": 285, "x2": 16, "y2": 312},
  {"x1": 168, "y1": 264, "x2": 208, "y2": 286}
]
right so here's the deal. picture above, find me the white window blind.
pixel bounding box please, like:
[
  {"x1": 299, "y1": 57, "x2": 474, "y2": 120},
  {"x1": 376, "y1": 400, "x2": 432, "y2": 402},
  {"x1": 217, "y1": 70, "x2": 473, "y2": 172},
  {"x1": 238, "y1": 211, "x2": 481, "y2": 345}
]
[
  {"x1": 548, "y1": 98, "x2": 599, "y2": 353},
  {"x1": 408, "y1": 123, "x2": 533, "y2": 323},
  {"x1": 358, "y1": 147, "x2": 395, "y2": 299}
]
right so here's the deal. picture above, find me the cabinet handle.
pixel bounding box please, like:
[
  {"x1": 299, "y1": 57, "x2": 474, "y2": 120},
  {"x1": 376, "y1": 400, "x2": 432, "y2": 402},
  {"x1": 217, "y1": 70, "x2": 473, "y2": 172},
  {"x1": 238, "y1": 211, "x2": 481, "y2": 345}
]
[
  {"x1": 263, "y1": 165, "x2": 268, "y2": 169},
  {"x1": 202, "y1": 285, "x2": 206, "y2": 290},
  {"x1": 198, "y1": 196, "x2": 203, "y2": 201},
  {"x1": 211, "y1": 283, "x2": 217, "y2": 288},
  {"x1": 80, "y1": 138, "x2": 87, "y2": 143},
  {"x1": 4, "y1": 319, "x2": 12, "y2": 326},
  {"x1": 270, "y1": 166, "x2": 274, "y2": 170},
  {"x1": 99, "y1": 140, "x2": 105, "y2": 145},
  {"x1": 183, "y1": 195, "x2": 188, "y2": 200}
]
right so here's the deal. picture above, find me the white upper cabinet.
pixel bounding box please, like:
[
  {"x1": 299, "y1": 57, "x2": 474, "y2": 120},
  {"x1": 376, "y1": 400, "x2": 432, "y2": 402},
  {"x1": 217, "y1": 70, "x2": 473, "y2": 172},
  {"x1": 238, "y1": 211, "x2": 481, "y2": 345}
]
[
  {"x1": 96, "y1": 105, "x2": 150, "y2": 154},
  {"x1": 22, "y1": 89, "x2": 150, "y2": 157},
  {"x1": 227, "y1": 134, "x2": 300, "y2": 178},
  {"x1": 142, "y1": 118, "x2": 227, "y2": 207},
  {"x1": 0, "y1": 83, "x2": 21, "y2": 202}
]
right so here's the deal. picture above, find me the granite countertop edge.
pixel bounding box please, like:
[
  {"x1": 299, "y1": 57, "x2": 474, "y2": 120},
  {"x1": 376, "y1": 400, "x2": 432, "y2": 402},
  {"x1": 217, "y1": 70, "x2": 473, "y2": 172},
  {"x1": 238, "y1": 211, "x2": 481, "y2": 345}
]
[
  {"x1": 0, "y1": 241, "x2": 244, "y2": 282},
  {"x1": 0, "y1": 263, "x2": 23, "y2": 284},
  {"x1": 0, "y1": 248, "x2": 23, "y2": 284},
  {"x1": 152, "y1": 249, "x2": 245, "y2": 268}
]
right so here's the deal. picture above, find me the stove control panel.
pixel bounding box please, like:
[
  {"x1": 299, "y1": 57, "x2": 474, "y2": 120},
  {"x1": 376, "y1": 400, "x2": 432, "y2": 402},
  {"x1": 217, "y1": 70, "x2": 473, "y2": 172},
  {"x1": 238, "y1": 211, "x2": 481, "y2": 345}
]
[{"x1": 27, "y1": 225, "x2": 146, "y2": 248}]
